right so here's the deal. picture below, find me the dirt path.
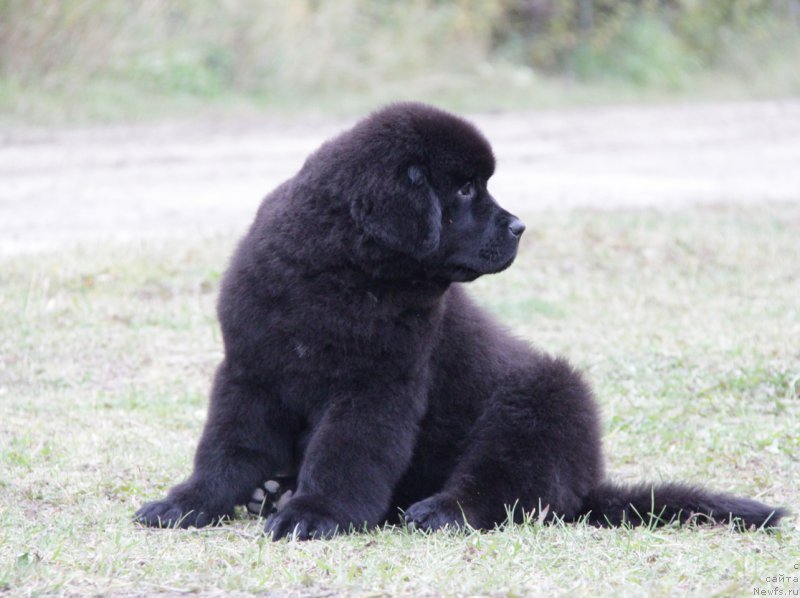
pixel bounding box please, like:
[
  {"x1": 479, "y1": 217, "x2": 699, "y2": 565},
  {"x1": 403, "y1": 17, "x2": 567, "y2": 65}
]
[{"x1": 2, "y1": 100, "x2": 799, "y2": 255}]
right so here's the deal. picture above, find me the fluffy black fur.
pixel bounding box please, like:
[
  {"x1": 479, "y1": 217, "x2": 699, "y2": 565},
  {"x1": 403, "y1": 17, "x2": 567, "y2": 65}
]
[{"x1": 135, "y1": 103, "x2": 787, "y2": 539}]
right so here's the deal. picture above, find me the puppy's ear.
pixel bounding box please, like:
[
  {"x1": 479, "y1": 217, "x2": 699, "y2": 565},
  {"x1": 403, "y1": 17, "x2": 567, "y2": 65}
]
[{"x1": 352, "y1": 164, "x2": 441, "y2": 259}]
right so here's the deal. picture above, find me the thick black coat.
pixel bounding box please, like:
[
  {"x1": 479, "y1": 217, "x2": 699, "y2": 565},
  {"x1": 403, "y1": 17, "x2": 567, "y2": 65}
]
[{"x1": 136, "y1": 103, "x2": 786, "y2": 538}]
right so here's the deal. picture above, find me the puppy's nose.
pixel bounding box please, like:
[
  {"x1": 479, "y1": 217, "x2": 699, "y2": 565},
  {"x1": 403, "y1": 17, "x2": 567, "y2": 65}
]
[{"x1": 508, "y1": 218, "x2": 526, "y2": 237}]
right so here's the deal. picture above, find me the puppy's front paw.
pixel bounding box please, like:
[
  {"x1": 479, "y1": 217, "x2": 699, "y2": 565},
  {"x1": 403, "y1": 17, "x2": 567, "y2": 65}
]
[
  {"x1": 405, "y1": 494, "x2": 468, "y2": 532},
  {"x1": 265, "y1": 495, "x2": 342, "y2": 541},
  {"x1": 134, "y1": 496, "x2": 224, "y2": 529}
]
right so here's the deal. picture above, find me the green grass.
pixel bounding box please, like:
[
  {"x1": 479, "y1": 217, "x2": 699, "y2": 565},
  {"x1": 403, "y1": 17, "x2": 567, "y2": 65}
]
[
  {"x1": 3, "y1": 59, "x2": 799, "y2": 127},
  {"x1": 1, "y1": 205, "x2": 798, "y2": 596}
]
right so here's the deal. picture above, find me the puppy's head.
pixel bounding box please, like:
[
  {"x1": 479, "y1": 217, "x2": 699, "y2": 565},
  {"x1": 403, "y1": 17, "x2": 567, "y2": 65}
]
[{"x1": 323, "y1": 103, "x2": 524, "y2": 281}]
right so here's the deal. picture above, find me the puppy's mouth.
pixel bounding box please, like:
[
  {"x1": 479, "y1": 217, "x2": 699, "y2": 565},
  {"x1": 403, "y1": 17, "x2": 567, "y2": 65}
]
[
  {"x1": 441, "y1": 254, "x2": 518, "y2": 282},
  {"x1": 446, "y1": 265, "x2": 482, "y2": 282},
  {"x1": 492, "y1": 254, "x2": 518, "y2": 272}
]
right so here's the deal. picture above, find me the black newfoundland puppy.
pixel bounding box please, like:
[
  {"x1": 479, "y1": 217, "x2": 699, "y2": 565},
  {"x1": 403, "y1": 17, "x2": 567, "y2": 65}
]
[{"x1": 136, "y1": 103, "x2": 785, "y2": 539}]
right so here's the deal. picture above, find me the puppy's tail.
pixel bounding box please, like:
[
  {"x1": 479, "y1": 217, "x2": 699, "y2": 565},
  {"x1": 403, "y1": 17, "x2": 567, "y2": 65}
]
[{"x1": 577, "y1": 481, "x2": 787, "y2": 530}]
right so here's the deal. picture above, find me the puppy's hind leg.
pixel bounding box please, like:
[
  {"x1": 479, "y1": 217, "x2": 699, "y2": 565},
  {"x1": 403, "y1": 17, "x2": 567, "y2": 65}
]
[
  {"x1": 247, "y1": 476, "x2": 298, "y2": 517},
  {"x1": 405, "y1": 355, "x2": 604, "y2": 532},
  {"x1": 135, "y1": 362, "x2": 298, "y2": 528}
]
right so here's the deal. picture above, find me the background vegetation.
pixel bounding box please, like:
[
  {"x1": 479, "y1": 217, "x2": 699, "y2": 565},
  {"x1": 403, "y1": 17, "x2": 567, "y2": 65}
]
[{"x1": 1, "y1": 0, "x2": 799, "y2": 123}]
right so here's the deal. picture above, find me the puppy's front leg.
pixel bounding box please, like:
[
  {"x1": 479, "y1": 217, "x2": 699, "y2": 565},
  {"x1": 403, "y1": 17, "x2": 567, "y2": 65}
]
[
  {"x1": 135, "y1": 363, "x2": 297, "y2": 529},
  {"x1": 265, "y1": 387, "x2": 422, "y2": 540}
]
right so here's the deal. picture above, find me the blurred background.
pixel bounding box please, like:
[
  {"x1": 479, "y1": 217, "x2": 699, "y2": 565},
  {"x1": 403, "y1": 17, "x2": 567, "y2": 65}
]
[
  {"x1": 1, "y1": 0, "x2": 799, "y2": 251},
  {"x1": 2, "y1": 0, "x2": 799, "y2": 122}
]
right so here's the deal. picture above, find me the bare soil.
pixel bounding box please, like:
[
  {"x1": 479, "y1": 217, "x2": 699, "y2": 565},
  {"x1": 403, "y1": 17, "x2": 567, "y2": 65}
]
[{"x1": 1, "y1": 100, "x2": 798, "y2": 255}]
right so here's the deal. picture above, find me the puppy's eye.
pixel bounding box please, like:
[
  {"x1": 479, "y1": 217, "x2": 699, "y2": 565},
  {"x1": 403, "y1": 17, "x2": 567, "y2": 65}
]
[{"x1": 457, "y1": 182, "x2": 474, "y2": 200}]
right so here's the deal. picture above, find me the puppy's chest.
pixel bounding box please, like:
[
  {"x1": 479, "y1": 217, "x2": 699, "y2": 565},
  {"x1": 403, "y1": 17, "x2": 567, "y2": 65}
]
[{"x1": 276, "y1": 287, "x2": 441, "y2": 374}]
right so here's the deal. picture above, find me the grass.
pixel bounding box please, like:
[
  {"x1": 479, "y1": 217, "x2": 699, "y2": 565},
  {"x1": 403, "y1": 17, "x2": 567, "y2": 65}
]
[
  {"x1": 1, "y1": 205, "x2": 798, "y2": 596},
  {"x1": 3, "y1": 56, "x2": 799, "y2": 127}
]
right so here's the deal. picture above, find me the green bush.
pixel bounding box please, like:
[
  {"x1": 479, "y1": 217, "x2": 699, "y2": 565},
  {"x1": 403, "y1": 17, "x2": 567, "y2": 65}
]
[
  {"x1": 491, "y1": 0, "x2": 799, "y2": 86},
  {"x1": 572, "y1": 14, "x2": 700, "y2": 88}
]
